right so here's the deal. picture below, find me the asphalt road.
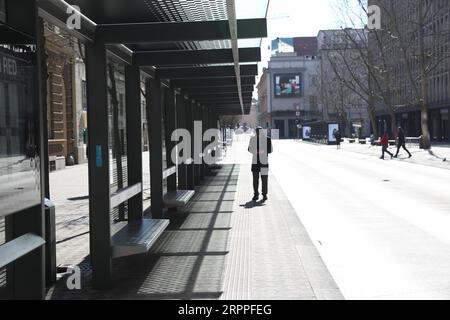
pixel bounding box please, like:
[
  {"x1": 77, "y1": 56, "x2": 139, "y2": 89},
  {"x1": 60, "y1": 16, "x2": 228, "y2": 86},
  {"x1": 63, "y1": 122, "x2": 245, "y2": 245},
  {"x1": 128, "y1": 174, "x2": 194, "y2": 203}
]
[{"x1": 270, "y1": 140, "x2": 450, "y2": 300}]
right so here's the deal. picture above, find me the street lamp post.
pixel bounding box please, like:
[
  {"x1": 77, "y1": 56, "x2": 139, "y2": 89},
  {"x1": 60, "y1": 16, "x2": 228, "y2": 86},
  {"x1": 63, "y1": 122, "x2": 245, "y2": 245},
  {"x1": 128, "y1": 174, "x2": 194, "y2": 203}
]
[{"x1": 296, "y1": 104, "x2": 301, "y2": 140}]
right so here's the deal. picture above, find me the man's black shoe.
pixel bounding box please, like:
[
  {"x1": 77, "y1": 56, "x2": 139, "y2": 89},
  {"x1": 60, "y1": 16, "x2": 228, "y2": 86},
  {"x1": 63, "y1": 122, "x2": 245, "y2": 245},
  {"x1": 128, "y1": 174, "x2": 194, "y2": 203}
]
[
  {"x1": 252, "y1": 196, "x2": 259, "y2": 202},
  {"x1": 262, "y1": 195, "x2": 268, "y2": 202}
]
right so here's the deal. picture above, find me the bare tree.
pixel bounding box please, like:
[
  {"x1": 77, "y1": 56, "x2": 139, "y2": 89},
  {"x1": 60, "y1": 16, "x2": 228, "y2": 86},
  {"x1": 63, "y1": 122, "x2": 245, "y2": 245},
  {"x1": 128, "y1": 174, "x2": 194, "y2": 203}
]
[
  {"x1": 323, "y1": 29, "x2": 379, "y2": 138},
  {"x1": 318, "y1": 28, "x2": 372, "y2": 137},
  {"x1": 331, "y1": 0, "x2": 406, "y2": 139},
  {"x1": 372, "y1": 0, "x2": 450, "y2": 149}
]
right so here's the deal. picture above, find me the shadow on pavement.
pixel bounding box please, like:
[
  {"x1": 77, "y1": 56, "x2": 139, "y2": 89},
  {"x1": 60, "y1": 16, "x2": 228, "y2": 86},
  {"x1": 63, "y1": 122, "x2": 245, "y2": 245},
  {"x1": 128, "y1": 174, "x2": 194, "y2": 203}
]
[
  {"x1": 240, "y1": 200, "x2": 266, "y2": 209},
  {"x1": 67, "y1": 195, "x2": 89, "y2": 201},
  {"x1": 47, "y1": 165, "x2": 239, "y2": 300}
]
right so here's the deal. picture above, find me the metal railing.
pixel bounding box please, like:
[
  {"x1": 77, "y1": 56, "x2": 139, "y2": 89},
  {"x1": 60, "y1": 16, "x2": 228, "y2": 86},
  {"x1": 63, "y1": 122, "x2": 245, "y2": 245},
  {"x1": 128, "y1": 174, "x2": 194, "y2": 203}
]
[
  {"x1": 406, "y1": 137, "x2": 421, "y2": 149},
  {"x1": 310, "y1": 135, "x2": 328, "y2": 145}
]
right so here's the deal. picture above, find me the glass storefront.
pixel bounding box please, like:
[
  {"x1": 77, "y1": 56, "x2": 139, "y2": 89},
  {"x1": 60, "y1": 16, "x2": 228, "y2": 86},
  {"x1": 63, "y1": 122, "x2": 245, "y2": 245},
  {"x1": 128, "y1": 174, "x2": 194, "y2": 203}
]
[
  {"x1": 274, "y1": 120, "x2": 285, "y2": 139},
  {"x1": 288, "y1": 119, "x2": 298, "y2": 138},
  {"x1": 0, "y1": 44, "x2": 39, "y2": 300},
  {"x1": 442, "y1": 110, "x2": 449, "y2": 141},
  {"x1": 377, "y1": 108, "x2": 450, "y2": 142},
  {"x1": 0, "y1": 46, "x2": 40, "y2": 218}
]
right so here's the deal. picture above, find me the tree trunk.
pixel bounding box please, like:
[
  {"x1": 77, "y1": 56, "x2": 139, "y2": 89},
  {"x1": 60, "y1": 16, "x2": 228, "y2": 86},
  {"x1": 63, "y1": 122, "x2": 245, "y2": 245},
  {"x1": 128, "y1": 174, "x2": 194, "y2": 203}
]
[
  {"x1": 420, "y1": 103, "x2": 431, "y2": 149},
  {"x1": 389, "y1": 111, "x2": 397, "y2": 139},
  {"x1": 367, "y1": 69, "x2": 378, "y2": 139},
  {"x1": 418, "y1": 0, "x2": 432, "y2": 149},
  {"x1": 368, "y1": 107, "x2": 378, "y2": 139}
]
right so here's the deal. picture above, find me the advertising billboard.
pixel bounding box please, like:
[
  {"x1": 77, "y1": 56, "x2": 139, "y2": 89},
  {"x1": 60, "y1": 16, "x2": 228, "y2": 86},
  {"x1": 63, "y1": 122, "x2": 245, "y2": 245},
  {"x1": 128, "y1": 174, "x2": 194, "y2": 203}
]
[
  {"x1": 302, "y1": 126, "x2": 311, "y2": 140},
  {"x1": 328, "y1": 124, "x2": 340, "y2": 142},
  {"x1": 0, "y1": 47, "x2": 41, "y2": 217},
  {"x1": 274, "y1": 74, "x2": 301, "y2": 98}
]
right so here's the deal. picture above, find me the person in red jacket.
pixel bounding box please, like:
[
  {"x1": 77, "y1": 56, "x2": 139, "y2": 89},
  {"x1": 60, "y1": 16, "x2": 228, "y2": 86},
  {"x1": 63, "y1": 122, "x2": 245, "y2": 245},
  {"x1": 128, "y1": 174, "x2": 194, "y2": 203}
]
[{"x1": 380, "y1": 131, "x2": 394, "y2": 160}]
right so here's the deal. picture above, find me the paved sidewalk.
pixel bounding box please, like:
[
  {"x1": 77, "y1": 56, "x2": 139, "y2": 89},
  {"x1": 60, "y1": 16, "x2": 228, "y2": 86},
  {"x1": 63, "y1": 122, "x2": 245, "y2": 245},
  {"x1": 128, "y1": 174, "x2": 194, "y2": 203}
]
[
  {"x1": 46, "y1": 132, "x2": 342, "y2": 299},
  {"x1": 47, "y1": 165, "x2": 237, "y2": 299},
  {"x1": 219, "y1": 134, "x2": 342, "y2": 299},
  {"x1": 222, "y1": 164, "x2": 343, "y2": 300},
  {"x1": 46, "y1": 162, "x2": 342, "y2": 300},
  {"x1": 270, "y1": 139, "x2": 450, "y2": 299},
  {"x1": 49, "y1": 163, "x2": 90, "y2": 268},
  {"x1": 332, "y1": 141, "x2": 450, "y2": 170}
]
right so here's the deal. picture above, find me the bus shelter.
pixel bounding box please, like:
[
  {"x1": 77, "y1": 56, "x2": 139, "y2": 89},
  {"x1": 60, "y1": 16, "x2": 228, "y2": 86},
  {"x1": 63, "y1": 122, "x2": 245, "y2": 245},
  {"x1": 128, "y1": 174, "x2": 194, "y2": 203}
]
[{"x1": 0, "y1": 0, "x2": 267, "y2": 299}]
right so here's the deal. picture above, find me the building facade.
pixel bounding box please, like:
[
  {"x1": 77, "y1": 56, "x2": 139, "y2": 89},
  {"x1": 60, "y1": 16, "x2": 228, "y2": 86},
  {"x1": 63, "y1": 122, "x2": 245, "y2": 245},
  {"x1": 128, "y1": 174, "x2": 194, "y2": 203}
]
[
  {"x1": 73, "y1": 41, "x2": 88, "y2": 164},
  {"x1": 317, "y1": 29, "x2": 371, "y2": 137},
  {"x1": 257, "y1": 37, "x2": 321, "y2": 139},
  {"x1": 44, "y1": 23, "x2": 79, "y2": 170},
  {"x1": 240, "y1": 98, "x2": 259, "y2": 129},
  {"x1": 369, "y1": 0, "x2": 450, "y2": 141},
  {"x1": 44, "y1": 23, "x2": 150, "y2": 170}
]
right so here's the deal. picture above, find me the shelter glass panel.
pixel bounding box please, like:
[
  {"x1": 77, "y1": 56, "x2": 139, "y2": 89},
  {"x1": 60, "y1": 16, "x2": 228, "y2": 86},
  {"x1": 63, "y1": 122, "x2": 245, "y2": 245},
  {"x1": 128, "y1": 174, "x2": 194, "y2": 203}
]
[{"x1": 106, "y1": 57, "x2": 128, "y2": 223}]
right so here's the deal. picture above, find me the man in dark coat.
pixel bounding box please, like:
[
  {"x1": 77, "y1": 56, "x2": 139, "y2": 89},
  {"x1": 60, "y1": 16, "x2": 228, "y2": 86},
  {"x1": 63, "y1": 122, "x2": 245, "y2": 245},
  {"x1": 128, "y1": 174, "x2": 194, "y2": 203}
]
[
  {"x1": 334, "y1": 130, "x2": 342, "y2": 149},
  {"x1": 248, "y1": 127, "x2": 273, "y2": 202},
  {"x1": 394, "y1": 127, "x2": 412, "y2": 158}
]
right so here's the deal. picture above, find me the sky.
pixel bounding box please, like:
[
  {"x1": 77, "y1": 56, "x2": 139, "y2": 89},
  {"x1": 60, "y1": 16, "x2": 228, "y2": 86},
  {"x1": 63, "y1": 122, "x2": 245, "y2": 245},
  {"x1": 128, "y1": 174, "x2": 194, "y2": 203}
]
[
  {"x1": 244, "y1": 0, "x2": 367, "y2": 95},
  {"x1": 260, "y1": 0, "x2": 340, "y2": 73},
  {"x1": 266, "y1": 0, "x2": 341, "y2": 38}
]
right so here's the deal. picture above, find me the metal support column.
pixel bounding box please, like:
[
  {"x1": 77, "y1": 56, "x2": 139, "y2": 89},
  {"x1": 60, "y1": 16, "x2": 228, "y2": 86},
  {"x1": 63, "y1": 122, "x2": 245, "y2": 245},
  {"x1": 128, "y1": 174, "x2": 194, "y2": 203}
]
[
  {"x1": 176, "y1": 95, "x2": 188, "y2": 190},
  {"x1": 148, "y1": 78, "x2": 164, "y2": 219},
  {"x1": 205, "y1": 107, "x2": 212, "y2": 176},
  {"x1": 125, "y1": 66, "x2": 143, "y2": 221},
  {"x1": 165, "y1": 87, "x2": 177, "y2": 192},
  {"x1": 86, "y1": 42, "x2": 112, "y2": 288},
  {"x1": 200, "y1": 105, "x2": 206, "y2": 180},
  {"x1": 186, "y1": 101, "x2": 195, "y2": 190},
  {"x1": 193, "y1": 103, "x2": 201, "y2": 186}
]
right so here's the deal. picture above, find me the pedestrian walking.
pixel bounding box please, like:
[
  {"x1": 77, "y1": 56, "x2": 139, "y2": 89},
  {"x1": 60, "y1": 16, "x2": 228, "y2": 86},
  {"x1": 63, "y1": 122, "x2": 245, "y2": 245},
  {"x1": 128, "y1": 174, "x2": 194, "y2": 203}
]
[
  {"x1": 380, "y1": 131, "x2": 394, "y2": 160},
  {"x1": 394, "y1": 127, "x2": 412, "y2": 158},
  {"x1": 248, "y1": 127, "x2": 273, "y2": 202},
  {"x1": 334, "y1": 130, "x2": 342, "y2": 149}
]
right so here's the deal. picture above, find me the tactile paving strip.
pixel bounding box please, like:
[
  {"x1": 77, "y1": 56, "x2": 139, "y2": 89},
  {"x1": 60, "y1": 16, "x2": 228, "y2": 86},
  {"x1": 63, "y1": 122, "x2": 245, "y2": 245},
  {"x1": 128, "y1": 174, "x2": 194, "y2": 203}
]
[{"x1": 221, "y1": 164, "x2": 344, "y2": 300}]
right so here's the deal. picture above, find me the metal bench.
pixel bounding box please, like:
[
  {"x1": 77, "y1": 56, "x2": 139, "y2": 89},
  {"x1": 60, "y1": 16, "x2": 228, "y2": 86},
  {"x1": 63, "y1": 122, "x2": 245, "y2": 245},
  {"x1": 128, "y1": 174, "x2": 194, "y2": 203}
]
[
  {"x1": 0, "y1": 233, "x2": 46, "y2": 269},
  {"x1": 111, "y1": 219, "x2": 169, "y2": 258},
  {"x1": 373, "y1": 140, "x2": 396, "y2": 146},
  {"x1": 406, "y1": 137, "x2": 421, "y2": 149},
  {"x1": 163, "y1": 190, "x2": 195, "y2": 208}
]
